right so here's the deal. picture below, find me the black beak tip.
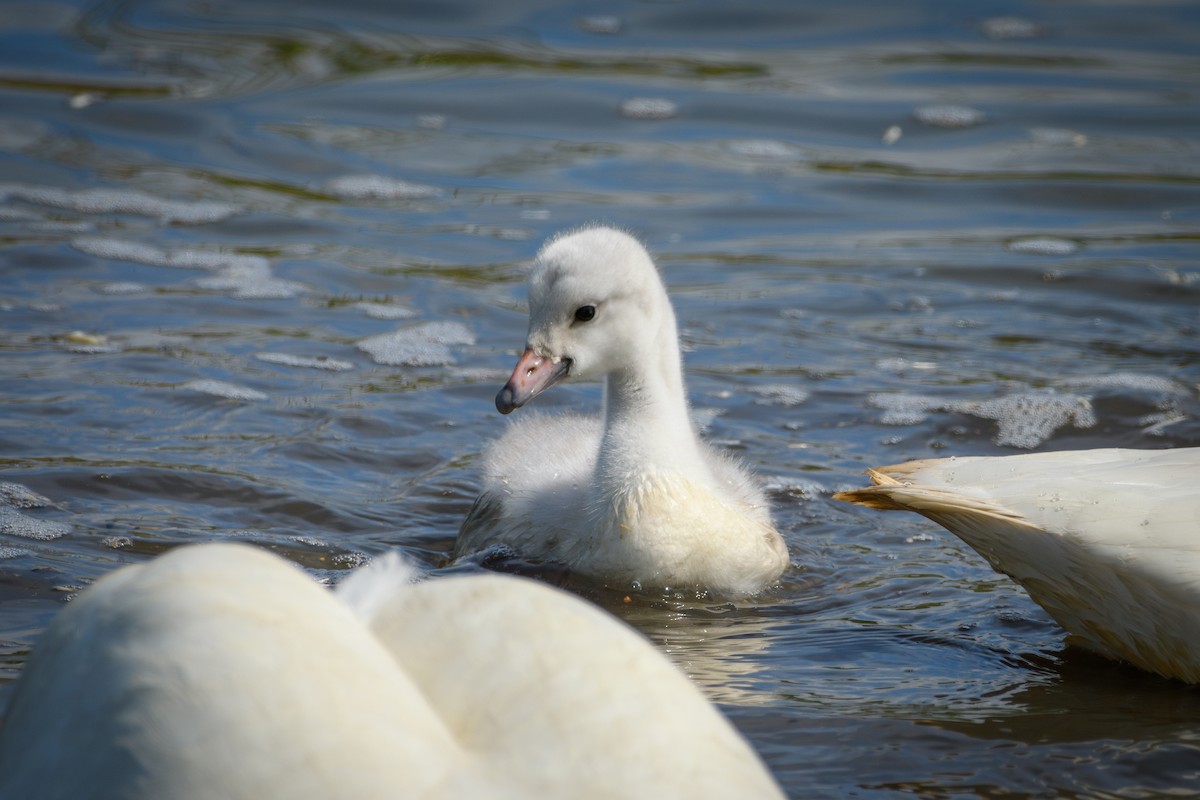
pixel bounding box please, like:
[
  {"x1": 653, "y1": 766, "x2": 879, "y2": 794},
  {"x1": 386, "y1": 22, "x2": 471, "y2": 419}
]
[{"x1": 495, "y1": 386, "x2": 518, "y2": 415}]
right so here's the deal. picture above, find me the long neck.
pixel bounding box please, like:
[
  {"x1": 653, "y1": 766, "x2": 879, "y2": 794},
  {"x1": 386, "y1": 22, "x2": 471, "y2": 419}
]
[{"x1": 593, "y1": 311, "x2": 709, "y2": 489}]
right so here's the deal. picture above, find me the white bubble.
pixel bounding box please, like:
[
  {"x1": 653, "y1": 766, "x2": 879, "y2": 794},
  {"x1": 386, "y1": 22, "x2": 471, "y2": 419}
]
[
  {"x1": 72, "y1": 238, "x2": 308, "y2": 299},
  {"x1": 255, "y1": 352, "x2": 354, "y2": 371},
  {"x1": 0, "y1": 507, "x2": 70, "y2": 540},
  {"x1": 1065, "y1": 372, "x2": 1187, "y2": 397},
  {"x1": 96, "y1": 281, "x2": 147, "y2": 295},
  {"x1": 726, "y1": 139, "x2": 800, "y2": 159},
  {"x1": 72, "y1": 238, "x2": 175, "y2": 266},
  {"x1": 959, "y1": 392, "x2": 1095, "y2": 449},
  {"x1": 354, "y1": 301, "x2": 418, "y2": 320},
  {"x1": 761, "y1": 477, "x2": 825, "y2": 499},
  {"x1": 356, "y1": 321, "x2": 476, "y2": 367},
  {"x1": 181, "y1": 379, "x2": 269, "y2": 401},
  {"x1": 980, "y1": 17, "x2": 1045, "y2": 40},
  {"x1": 1006, "y1": 236, "x2": 1079, "y2": 256},
  {"x1": 867, "y1": 392, "x2": 948, "y2": 425},
  {"x1": 752, "y1": 384, "x2": 810, "y2": 407},
  {"x1": 0, "y1": 184, "x2": 240, "y2": 224},
  {"x1": 0, "y1": 482, "x2": 53, "y2": 509},
  {"x1": 620, "y1": 97, "x2": 677, "y2": 120},
  {"x1": 324, "y1": 175, "x2": 441, "y2": 200},
  {"x1": 912, "y1": 105, "x2": 986, "y2": 129},
  {"x1": 875, "y1": 358, "x2": 936, "y2": 373},
  {"x1": 68, "y1": 93, "x2": 100, "y2": 109},
  {"x1": 1029, "y1": 127, "x2": 1088, "y2": 147}
]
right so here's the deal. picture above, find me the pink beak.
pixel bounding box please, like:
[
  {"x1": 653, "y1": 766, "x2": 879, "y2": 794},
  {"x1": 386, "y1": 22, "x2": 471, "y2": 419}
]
[{"x1": 495, "y1": 348, "x2": 570, "y2": 414}]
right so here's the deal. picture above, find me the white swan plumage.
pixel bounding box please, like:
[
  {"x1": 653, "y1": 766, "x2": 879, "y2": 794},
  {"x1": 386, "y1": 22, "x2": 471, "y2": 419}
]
[
  {"x1": 455, "y1": 226, "x2": 789, "y2": 595},
  {"x1": 835, "y1": 447, "x2": 1200, "y2": 683},
  {"x1": 0, "y1": 543, "x2": 783, "y2": 798}
]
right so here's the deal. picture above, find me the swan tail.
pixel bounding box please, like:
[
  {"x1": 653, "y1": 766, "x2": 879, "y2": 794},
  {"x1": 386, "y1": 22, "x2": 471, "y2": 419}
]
[{"x1": 833, "y1": 466, "x2": 1035, "y2": 528}]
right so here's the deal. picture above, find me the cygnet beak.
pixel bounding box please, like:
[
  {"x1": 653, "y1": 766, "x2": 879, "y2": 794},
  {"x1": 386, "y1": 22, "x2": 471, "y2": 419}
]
[{"x1": 495, "y1": 348, "x2": 570, "y2": 414}]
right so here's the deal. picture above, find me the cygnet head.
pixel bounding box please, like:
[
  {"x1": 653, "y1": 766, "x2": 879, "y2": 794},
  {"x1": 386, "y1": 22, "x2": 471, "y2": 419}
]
[{"x1": 496, "y1": 226, "x2": 675, "y2": 414}]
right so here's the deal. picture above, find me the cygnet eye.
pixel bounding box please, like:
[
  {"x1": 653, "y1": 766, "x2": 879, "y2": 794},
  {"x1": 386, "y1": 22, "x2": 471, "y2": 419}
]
[{"x1": 573, "y1": 304, "x2": 596, "y2": 323}]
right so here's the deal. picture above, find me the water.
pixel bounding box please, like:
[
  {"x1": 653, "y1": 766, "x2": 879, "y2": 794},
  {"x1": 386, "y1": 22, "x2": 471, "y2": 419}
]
[{"x1": 3, "y1": 0, "x2": 1200, "y2": 795}]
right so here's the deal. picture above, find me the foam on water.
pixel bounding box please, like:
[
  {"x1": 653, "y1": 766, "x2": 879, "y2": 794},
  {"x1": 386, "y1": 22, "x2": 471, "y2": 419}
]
[
  {"x1": 1066, "y1": 372, "x2": 1189, "y2": 398},
  {"x1": 0, "y1": 483, "x2": 53, "y2": 509},
  {"x1": 979, "y1": 16, "x2": 1045, "y2": 39},
  {"x1": 72, "y1": 237, "x2": 268, "y2": 272},
  {"x1": 960, "y1": 392, "x2": 1096, "y2": 449},
  {"x1": 72, "y1": 238, "x2": 179, "y2": 266},
  {"x1": 63, "y1": 342, "x2": 121, "y2": 355},
  {"x1": 752, "y1": 384, "x2": 811, "y2": 407},
  {"x1": 875, "y1": 357, "x2": 937, "y2": 373},
  {"x1": 867, "y1": 392, "x2": 947, "y2": 426},
  {"x1": 96, "y1": 282, "x2": 148, "y2": 295},
  {"x1": 181, "y1": 379, "x2": 269, "y2": 401},
  {"x1": 255, "y1": 352, "x2": 355, "y2": 371},
  {"x1": 869, "y1": 390, "x2": 1098, "y2": 448},
  {"x1": 0, "y1": 184, "x2": 240, "y2": 224},
  {"x1": 354, "y1": 301, "x2": 418, "y2": 320},
  {"x1": 72, "y1": 237, "x2": 306, "y2": 299},
  {"x1": 1006, "y1": 236, "x2": 1080, "y2": 256},
  {"x1": 0, "y1": 507, "x2": 70, "y2": 541},
  {"x1": 324, "y1": 175, "x2": 441, "y2": 200},
  {"x1": 1028, "y1": 127, "x2": 1088, "y2": 147},
  {"x1": 762, "y1": 476, "x2": 827, "y2": 499},
  {"x1": 912, "y1": 105, "x2": 986, "y2": 128},
  {"x1": 620, "y1": 98, "x2": 677, "y2": 120},
  {"x1": 726, "y1": 139, "x2": 802, "y2": 160},
  {"x1": 196, "y1": 267, "x2": 308, "y2": 300},
  {"x1": 356, "y1": 321, "x2": 476, "y2": 367}
]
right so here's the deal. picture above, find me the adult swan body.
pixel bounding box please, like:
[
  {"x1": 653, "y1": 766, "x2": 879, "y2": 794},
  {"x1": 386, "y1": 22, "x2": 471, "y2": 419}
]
[
  {"x1": 835, "y1": 448, "x2": 1200, "y2": 683},
  {"x1": 0, "y1": 543, "x2": 784, "y2": 799},
  {"x1": 455, "y1": 226, "x2": 789, "y2": 595}
]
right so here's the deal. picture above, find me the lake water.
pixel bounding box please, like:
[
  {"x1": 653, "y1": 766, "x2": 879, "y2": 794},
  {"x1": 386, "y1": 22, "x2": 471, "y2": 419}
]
[{"x1": 3, "y1": 0, "x2": 1200, "y2": 795}]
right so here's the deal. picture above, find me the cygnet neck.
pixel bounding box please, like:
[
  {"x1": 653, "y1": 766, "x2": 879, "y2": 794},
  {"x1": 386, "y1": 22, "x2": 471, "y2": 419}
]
[{"x1": 593, "y1": 326, "x2": 709, "y2": 488}]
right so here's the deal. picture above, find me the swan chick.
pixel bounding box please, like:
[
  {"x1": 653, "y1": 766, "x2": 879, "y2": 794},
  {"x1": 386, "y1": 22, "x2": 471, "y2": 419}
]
[{"x1": 456, "y1": 226, "x2": 789, "y2": 595}]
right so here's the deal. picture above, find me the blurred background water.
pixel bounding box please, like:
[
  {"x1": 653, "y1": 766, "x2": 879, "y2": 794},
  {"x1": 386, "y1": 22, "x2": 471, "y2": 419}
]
[{"x1": 2, "y1": 0, "x2": 1200, "y2": 795}]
